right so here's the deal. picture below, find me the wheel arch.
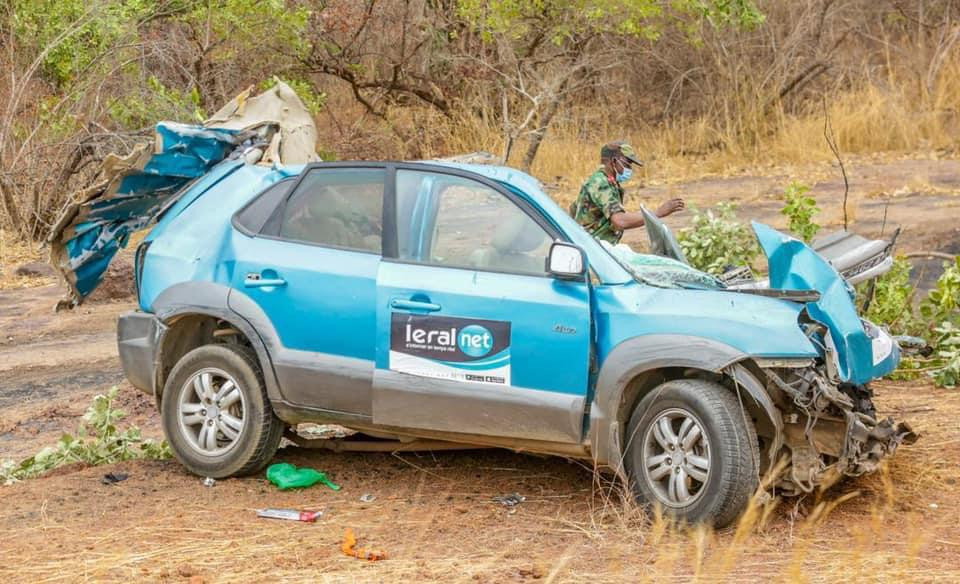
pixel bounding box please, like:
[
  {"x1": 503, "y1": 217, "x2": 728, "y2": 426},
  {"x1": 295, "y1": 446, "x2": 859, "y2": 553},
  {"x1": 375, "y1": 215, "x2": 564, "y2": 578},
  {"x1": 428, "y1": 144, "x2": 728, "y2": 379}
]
[
  {"x1": 589, "y1": 334, "x2": 783, "y2": 480},
  {"x1": 150, "y1": 281, "x2": 281, "y2": 406}
]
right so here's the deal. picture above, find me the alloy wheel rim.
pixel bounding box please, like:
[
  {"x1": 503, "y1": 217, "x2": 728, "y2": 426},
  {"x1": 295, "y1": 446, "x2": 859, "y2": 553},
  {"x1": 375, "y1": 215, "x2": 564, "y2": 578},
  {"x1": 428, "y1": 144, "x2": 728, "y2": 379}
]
[
  {"x1": 640, "y1": 407, "x2": 711, "y2": 508},
  {"x1": 177, "y1": 367, "x2": 246, "y2": 456}
]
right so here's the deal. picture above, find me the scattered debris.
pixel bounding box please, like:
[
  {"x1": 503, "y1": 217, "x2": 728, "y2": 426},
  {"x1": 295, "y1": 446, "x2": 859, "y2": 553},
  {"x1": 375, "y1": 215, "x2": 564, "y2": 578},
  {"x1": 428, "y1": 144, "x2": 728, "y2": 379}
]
[
  {"x1": 202, "y1": 477, "x2": 216, "y2": 488},
  {"x1": 101, "y1": 472, "x2": 129, "y2": 485},
  {"x1": 297, "y1": 423, "x2": 352, "y2": 439},
  {"x1": 266, "y1": 463, "x2": 340, "y2": 491},
  {"x1": 341, "y1": 528, "x2": 387, "y2": 561},
  {"x1": 492, "y1": 493, "x2": 526, "y2": 507},
  {"x1": 256, "y1": 508, "x2": 323, "y2": 523},
  {"x1": 894, "y1": 335, "x2": 934, "y2": 356},
  {"x1": 359, "y1": 494, "x2": 376, "y2": 503}
]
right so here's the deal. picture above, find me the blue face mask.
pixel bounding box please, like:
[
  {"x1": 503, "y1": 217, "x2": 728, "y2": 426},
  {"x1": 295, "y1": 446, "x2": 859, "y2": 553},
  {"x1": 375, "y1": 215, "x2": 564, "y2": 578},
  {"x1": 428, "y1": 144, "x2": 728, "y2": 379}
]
[{"x1": 616, "y1": 166, "x2": 633, "y2": 183}]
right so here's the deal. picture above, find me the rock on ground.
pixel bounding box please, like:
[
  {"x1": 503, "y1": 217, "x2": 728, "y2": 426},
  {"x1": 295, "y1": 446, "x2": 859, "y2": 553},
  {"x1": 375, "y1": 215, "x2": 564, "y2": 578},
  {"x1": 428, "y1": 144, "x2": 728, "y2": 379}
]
[{"x1": 14, "y1": 262, "x2": 55, "y2": 278}]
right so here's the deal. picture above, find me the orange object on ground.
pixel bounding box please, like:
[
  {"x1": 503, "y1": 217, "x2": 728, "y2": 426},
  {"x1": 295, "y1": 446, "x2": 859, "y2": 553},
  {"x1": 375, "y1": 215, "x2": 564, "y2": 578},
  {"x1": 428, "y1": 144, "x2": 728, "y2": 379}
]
[{"x1": 341, "y1": 528, "x2": 387, "y2": 561}]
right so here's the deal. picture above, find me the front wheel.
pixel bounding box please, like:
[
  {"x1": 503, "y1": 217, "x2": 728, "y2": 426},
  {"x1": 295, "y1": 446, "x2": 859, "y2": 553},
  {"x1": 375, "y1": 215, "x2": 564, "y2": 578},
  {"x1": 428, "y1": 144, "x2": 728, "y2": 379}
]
[
  {"x1": 160, "y1": 344, "x2": 283, "y2": 478},
  {"x1": 624, "y1": 378, "x2": 759, "y2": 527}
]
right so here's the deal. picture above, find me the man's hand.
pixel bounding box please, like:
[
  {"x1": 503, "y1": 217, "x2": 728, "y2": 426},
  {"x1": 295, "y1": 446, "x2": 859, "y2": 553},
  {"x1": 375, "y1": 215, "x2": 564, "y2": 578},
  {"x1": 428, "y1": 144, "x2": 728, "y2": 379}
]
[
  {"x1": 609, "y1": 198, "x2": 685, "y2": 231},
  {"x1": 656, "y1": 198, "x2": 685, "y2": 217}
]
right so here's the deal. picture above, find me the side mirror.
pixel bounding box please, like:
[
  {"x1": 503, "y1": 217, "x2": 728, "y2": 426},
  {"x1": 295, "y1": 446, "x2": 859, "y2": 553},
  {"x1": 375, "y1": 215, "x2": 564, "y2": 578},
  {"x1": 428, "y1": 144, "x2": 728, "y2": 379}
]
[{"x1": 547, "y1": 242, "x2": 586, "y2": 280}]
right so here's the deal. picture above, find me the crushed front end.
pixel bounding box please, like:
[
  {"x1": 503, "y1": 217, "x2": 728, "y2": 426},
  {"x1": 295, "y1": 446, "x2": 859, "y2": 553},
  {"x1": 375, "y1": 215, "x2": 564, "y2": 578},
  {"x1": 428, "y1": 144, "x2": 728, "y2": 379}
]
[
  {"x1": 751, "y1": 223, "x2": 917, "y2": 493},
  {"x1": 761, "y1": 358, "x2": 916, "y2": 494}
]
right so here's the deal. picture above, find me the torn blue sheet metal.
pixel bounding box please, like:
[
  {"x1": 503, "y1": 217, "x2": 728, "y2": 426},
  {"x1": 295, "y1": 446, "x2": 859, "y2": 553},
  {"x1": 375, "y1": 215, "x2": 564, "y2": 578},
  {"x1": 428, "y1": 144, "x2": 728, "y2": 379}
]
[
  {"x1": 50, "y1": 123, "x2": 243, "y2": 306},
  {"x1": 753, "y1": 222, "x2": 899, "y2": 384}
]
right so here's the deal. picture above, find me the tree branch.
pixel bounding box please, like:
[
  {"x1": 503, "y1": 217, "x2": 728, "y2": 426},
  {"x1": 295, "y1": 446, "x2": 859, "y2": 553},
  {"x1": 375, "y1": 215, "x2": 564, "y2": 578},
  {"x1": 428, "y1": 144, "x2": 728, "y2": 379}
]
[{"x1": 822, "y1": 94, "x2": 849, "y2": 230}]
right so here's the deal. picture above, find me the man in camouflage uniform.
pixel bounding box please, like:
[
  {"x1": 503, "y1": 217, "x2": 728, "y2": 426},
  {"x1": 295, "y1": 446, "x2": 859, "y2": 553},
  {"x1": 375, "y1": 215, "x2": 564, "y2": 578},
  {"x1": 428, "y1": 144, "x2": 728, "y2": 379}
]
[{"x1": 570, "y1": 141, "x2": 684, "y2": 244}]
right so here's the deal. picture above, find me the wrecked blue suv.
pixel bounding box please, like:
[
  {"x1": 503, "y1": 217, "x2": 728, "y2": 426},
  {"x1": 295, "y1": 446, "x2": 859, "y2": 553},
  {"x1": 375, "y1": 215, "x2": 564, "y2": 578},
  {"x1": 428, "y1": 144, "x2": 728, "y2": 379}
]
[{"x1": 58, "y1": 88, "x2": 912, "y2": 526}]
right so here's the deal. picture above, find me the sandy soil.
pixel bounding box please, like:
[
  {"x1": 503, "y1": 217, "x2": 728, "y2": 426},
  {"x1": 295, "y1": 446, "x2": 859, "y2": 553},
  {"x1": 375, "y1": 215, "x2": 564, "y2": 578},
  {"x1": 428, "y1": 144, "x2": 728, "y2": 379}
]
[
  {"x1": 632, "y1": 157, "x2": 960, "y2": 250},
  {"x1": 0, "y1": 157, "x2": 958, "y2": 582}
]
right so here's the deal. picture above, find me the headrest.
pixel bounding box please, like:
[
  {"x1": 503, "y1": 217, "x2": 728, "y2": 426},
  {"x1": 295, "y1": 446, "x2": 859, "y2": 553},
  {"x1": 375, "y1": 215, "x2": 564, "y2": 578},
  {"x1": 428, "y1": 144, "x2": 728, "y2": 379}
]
[{"x1": 492, "y1": 214, "x2": 547, "y2": 253}]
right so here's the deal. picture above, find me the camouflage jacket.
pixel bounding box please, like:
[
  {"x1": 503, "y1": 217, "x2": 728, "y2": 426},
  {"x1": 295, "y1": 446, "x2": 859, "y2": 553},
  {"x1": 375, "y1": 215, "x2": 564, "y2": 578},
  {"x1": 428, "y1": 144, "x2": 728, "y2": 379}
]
[{"x1": 569, "y1": 167, "x2": 626, "y2": 244}]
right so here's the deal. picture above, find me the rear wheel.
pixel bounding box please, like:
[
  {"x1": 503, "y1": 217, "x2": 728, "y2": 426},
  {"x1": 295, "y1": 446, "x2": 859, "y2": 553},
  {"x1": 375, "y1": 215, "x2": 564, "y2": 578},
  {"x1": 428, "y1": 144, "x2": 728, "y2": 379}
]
[
  {"x1": 161, "y1": 344, "x2": 283, "y2": 478},
  {"x1": 624, "y1": 378, "x2": 759, "y2": 527}
]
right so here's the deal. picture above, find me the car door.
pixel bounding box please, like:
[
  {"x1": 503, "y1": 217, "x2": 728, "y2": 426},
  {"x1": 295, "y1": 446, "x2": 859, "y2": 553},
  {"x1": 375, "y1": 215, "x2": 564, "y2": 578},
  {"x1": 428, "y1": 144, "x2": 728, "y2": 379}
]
[
  {"x1": 373, "y1": 166, "x2": 592, "y2": 444},
  {"x1": 228, "y1": 164, "x2": 386, "y2": 416}
]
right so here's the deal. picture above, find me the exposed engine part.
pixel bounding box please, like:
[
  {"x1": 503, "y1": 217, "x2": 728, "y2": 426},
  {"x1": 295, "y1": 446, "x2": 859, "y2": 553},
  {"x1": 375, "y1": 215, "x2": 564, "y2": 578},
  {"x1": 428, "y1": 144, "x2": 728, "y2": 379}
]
[
  {"x1": 718, "y1": 265, "x2": 755, "y2": 286},
  {"x1": 763, "y1": 367, "x2": 917, "y2": 494},
  {"x1": 894, "y1": 334, "x2": 934, "y2": 357},
  {"x1": 837, "y1": 383, "x2": 877, "y2": 418}
]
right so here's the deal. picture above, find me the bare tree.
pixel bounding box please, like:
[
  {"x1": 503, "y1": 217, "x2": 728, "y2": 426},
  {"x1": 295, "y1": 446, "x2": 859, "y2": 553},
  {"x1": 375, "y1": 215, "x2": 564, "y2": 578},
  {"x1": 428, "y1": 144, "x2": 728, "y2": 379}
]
[{"x1": 298, "y1": 1, "x2": 456, "y2": 120}]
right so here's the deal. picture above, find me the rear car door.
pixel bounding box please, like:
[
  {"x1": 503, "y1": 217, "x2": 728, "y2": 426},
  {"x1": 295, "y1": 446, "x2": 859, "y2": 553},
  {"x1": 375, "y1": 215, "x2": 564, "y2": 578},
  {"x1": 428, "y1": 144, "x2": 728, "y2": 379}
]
[
  {"x1": 228, "y1": 164, "x2": 386, "y2": 416},
  {"x1": 373, "y1": 166, "x2": 592, "y2": 444}
]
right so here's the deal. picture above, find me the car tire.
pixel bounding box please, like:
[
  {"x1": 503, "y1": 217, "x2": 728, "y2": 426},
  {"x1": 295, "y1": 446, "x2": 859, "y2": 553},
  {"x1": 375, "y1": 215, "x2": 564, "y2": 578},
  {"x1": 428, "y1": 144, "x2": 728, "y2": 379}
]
[
  {"x1": 161, "y1": 344, "x2": 283, "y2": 478},
  {"x1": 623, "y1": 378, "x2": 759, "y2": 527}
]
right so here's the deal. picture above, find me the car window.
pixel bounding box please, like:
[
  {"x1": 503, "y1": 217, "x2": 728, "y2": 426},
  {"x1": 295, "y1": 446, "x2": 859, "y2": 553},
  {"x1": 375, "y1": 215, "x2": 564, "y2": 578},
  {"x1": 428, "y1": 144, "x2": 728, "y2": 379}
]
[
  {"x1": 278, "y1": 168, "x2": 384, "y2": 253},
  {"x1": 396, "y1": 170, "x2": 551, "y2": 275},
  {"x1": 234, "y1": 178, "x2": 295, "y2": 234}
]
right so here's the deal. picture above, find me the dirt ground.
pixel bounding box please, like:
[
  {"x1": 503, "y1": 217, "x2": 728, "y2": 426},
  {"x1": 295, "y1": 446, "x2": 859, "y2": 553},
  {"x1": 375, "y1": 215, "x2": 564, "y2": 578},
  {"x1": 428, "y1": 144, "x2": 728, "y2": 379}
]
[{"x1": 0, "y1": 157, "x2": 958, "y2": 582}]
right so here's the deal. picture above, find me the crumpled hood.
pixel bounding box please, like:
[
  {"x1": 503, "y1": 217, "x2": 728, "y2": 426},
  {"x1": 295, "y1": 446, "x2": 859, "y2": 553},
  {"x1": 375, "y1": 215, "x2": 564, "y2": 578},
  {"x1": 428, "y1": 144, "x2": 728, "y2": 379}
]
[{"x1": 753, "y1": 222, "x2": 899, "y2": 384}]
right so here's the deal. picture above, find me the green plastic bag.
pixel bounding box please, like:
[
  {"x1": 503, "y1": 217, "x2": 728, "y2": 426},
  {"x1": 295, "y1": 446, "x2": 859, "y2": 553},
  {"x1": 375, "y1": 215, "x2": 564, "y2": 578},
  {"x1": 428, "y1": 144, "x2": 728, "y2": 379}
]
[{"x1": 266, "y1": 463, "x2": 341, "y2": 491}]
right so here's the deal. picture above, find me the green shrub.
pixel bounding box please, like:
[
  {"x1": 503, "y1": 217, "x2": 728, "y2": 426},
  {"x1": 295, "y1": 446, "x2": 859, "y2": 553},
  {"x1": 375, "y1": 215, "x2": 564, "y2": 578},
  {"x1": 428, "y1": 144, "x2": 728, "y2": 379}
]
[
  {"x1": 931, "y1": 322, "x2": 960, "y2": 388},
  {"x1": 677, "y1": 202, "x2": 760, "y2": 275},
  {"x1": 1, "y1": 387, "x2": 170, "y2": 485},
  {"x1": 780, "y1": 181, "x2": 820, "y2": 242},
  {"x1": 859, "y1": 256, "x2": 920, "y2": 334},
  {"x1": 919, "y1": 257, "x2": 960, "y2": 329},
  {"x1": 109, "y1": 75, "x2": 206, "y2": 128},
  {"x1": 860, "y1": 256, "x2": 960, "y2": 387}
]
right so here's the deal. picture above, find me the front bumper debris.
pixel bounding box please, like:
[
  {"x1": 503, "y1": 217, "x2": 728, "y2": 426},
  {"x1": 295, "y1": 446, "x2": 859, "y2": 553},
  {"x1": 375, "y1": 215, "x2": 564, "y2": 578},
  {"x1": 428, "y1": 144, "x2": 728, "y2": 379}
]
[
  {"x1": 765, "y1": 367, "x2": 917, "y2": 494},
  {"x1": 841, "y1": 411, "x2": 916, "y2": 476}
]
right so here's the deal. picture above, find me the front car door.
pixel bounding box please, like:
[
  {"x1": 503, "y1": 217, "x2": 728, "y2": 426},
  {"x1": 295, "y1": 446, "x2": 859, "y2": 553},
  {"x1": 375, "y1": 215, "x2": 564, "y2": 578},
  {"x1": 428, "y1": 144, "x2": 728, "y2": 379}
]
[
  {"x1": 373, "y1": 165, "x2": 593, "y2": 444},
  {"x1": 228, "y1": 164, "x2": 386, "y2": 416}
]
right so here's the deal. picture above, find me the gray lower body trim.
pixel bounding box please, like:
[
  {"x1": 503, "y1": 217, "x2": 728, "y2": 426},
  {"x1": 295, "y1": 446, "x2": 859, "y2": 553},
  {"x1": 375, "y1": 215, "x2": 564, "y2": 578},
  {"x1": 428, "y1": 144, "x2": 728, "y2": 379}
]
[
  {"x1": 271, "y1": 399, "x2": 590, "y2": 458},
  {"x1": 117, "y1": 311, "x2": 163, "y2": 395},
  {"x1": 372, "y1": 370, "x2": 585, "y2": 444},
  {"x1": 272, "y1": 349, "x2": 374, "y2": 416}
]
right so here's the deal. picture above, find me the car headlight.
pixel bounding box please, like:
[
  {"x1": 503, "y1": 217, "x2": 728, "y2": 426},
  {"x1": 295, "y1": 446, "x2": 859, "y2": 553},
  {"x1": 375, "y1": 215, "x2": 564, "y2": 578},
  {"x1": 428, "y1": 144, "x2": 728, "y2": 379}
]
[{"x1": 862, "y1": 320, "x2": 894, "y2": 366}]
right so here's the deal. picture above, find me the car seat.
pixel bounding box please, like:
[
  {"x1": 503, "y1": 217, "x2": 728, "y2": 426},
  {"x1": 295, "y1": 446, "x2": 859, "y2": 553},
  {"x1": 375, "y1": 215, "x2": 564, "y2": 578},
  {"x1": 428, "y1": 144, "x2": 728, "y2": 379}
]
[{"x1": 468, "y1": 214, "x2": 548, "y2": 274}]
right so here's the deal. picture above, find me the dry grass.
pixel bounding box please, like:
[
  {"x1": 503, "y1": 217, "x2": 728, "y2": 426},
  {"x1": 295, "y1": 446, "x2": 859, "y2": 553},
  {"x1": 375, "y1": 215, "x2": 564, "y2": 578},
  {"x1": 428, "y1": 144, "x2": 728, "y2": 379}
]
[
  {"x1": 0, "y1": 227, "x2": 51, "y2": 289},
  {"x1": 2, "y1": 464, "x2": 953, "y2": 583},
  {"x1": 1, "y1": 381, "x2": 957, "y2": 583},
  {"x1": 410, "y1": 54, "x2": 960, "y2": 213}
]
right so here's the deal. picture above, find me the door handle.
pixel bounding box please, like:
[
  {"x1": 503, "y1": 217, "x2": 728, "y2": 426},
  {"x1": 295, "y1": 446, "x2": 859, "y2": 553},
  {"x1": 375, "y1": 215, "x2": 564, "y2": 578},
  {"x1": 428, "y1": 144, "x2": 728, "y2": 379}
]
[
  {"x1": 244, "y1": 272, "x2": 286, "y2": 288},
  {"x1": 391, "y1": 298, "x2": 441, "y2": 312}
]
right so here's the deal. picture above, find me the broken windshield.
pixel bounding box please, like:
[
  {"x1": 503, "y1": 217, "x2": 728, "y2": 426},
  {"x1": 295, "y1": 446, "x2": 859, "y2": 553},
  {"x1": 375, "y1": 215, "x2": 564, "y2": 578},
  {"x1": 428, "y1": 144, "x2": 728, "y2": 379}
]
[{"x1": 598, "y1": 241, "x2": 724, "y2": 289}]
